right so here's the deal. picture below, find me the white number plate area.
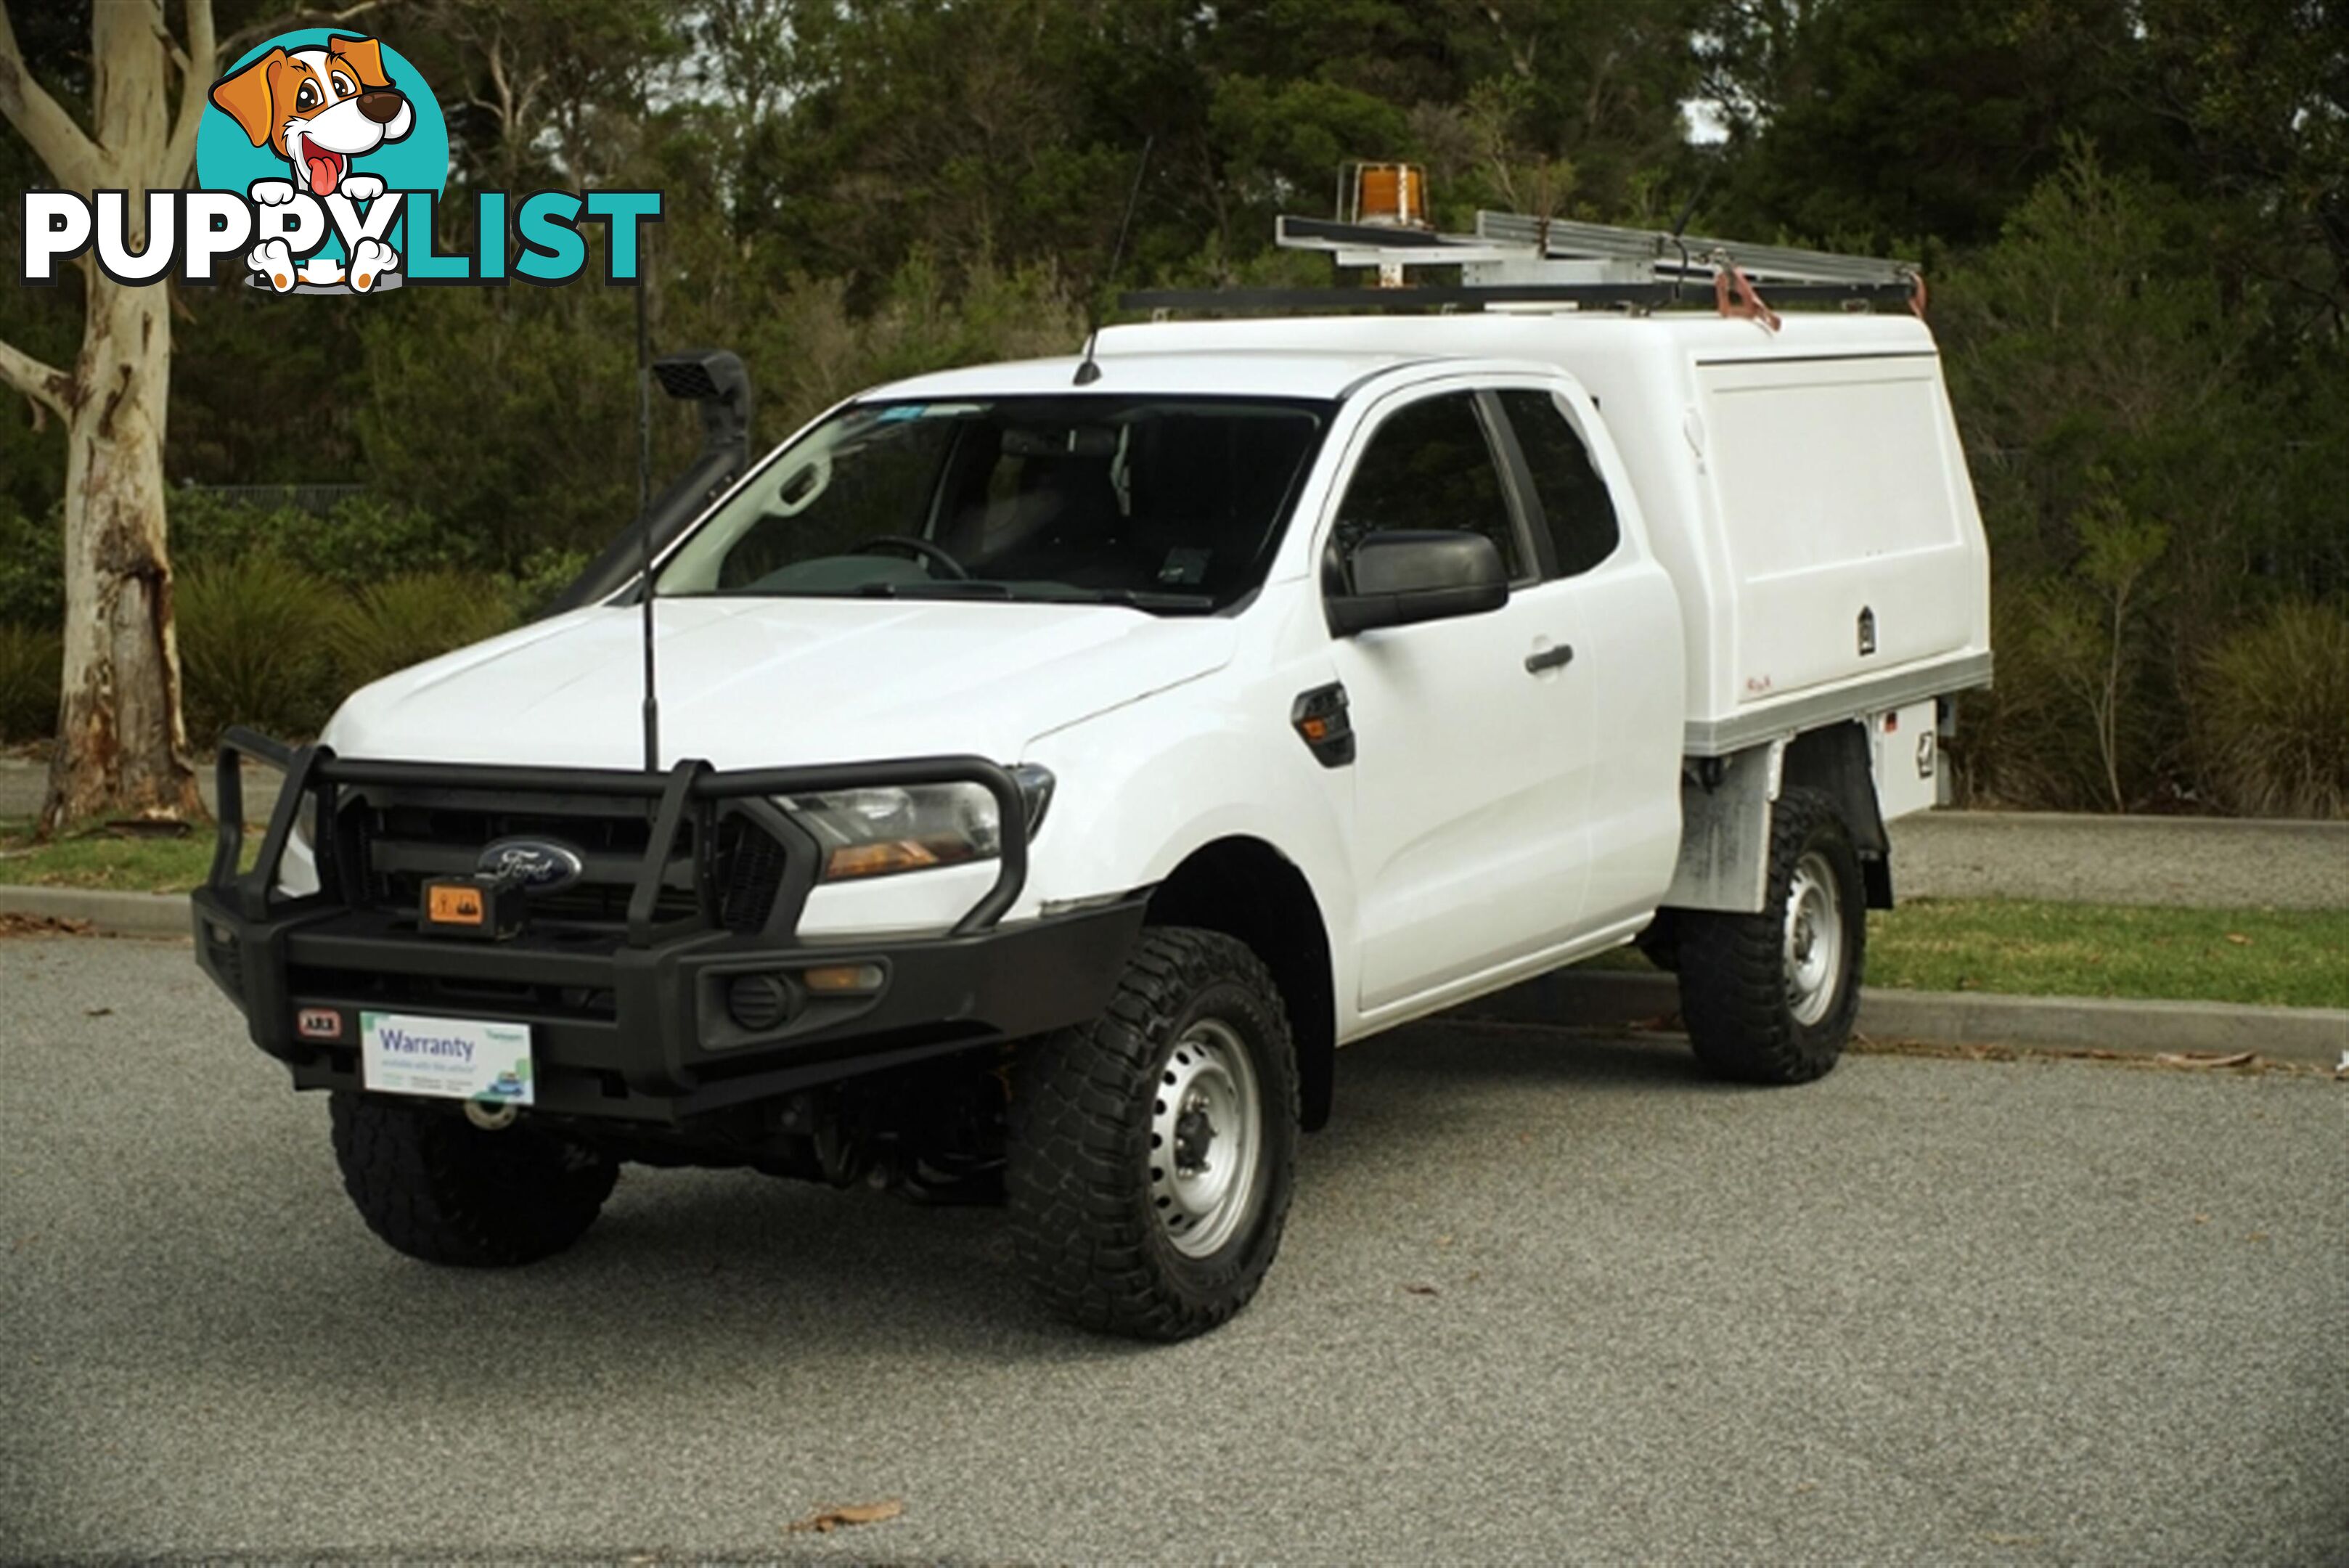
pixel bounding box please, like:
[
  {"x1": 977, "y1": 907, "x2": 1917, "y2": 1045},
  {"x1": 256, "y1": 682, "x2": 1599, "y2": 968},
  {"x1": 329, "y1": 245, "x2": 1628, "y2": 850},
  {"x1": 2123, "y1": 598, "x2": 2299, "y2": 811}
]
[{"x1": 359, "y1": 1011, "x2": 535, "y2": 1105}]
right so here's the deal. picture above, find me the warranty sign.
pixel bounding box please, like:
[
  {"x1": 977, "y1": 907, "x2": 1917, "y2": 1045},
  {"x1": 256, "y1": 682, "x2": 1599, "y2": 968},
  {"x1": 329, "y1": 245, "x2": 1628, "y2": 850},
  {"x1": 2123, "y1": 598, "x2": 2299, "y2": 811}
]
[{"x1": 360, "y1": 1011, "x2": 534, "y2": 1105}]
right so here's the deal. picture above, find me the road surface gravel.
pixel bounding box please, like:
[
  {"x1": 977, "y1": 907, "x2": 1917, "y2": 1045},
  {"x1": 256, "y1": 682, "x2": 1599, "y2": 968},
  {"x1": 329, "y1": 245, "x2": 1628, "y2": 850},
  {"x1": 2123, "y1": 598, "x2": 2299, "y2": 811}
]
[
  {"x1": 3, "y1": 934, "x2": 2343, "y2": 1563},
  {"x1": 1888, "y1": 810, "x2": 2349, "y2": 910}
]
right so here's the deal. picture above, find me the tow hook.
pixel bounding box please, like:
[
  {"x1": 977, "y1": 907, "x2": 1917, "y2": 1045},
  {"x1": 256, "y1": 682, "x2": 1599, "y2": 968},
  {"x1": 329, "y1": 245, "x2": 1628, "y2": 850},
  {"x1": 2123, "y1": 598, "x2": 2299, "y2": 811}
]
[{"x1": 465, "y1": 1101, "x2": 520, "y2": 1132}]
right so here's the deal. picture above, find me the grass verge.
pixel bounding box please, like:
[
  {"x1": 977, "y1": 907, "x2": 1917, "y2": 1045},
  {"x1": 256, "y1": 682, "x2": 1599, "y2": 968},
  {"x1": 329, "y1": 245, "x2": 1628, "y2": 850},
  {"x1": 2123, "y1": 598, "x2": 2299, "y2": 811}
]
[
  {"x1": 1593, "y1": 898, "x2": 2349, "y2": 1010},
  {"x1": 1, "y1": 829, "x2": 2340, "y2": 1012},
  {"x1": 0, "y1": 818, "x2": 233, "y2": 894}
]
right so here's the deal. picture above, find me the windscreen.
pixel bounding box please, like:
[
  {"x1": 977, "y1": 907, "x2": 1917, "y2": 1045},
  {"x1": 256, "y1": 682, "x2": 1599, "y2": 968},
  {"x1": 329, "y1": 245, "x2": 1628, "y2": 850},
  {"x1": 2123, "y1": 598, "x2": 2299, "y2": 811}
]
[{"x1": 655, "y1": 395, "x2": 1333, "y2": 613}]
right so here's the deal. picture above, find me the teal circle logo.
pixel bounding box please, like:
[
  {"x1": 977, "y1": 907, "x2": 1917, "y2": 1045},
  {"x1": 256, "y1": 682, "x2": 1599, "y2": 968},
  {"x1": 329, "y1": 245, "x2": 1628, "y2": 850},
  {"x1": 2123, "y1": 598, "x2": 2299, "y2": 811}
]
[{"x1": 195, "y1": 30, "x2": 447, "y2": 293}]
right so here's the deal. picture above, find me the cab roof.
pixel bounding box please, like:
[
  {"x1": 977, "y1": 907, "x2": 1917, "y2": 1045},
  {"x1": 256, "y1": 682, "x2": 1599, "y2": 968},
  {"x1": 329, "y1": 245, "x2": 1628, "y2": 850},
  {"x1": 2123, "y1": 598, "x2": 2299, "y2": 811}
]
[
  {"x1": 862, "y1": 348, "x2": 1454, "y2": 404},
  {"x1": 857, "y1": 308, "x2": 1937, "y2": 407}
]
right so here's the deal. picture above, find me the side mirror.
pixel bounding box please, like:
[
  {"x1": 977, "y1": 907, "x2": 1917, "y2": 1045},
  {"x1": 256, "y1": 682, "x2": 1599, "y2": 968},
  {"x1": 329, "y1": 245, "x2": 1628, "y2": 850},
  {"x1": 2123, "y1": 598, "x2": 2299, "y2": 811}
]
[{"x1": 1325, "y1": 530, "x2": 1511, "y2": 635}]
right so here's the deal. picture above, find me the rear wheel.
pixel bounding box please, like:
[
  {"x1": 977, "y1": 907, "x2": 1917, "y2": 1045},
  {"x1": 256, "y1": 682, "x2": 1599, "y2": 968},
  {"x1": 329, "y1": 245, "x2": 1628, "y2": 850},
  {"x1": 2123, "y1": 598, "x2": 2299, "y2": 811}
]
[
  {"x1": 1675, "y1": 786, "x2": 1866, "y2": 1084},
  {"x1": 330, "y1": 1093, "x2": 618, "y2": 1266},
  {"x1": 1008, "y1": 927, "x2": 1299, "y2": 1341}
]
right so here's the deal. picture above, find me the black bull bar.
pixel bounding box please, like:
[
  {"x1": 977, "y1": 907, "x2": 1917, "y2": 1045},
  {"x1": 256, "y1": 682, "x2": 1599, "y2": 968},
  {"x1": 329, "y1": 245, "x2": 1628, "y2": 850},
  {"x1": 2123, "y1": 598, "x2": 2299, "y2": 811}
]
[{"x1": 191, "y1": 727, "x2": 1145, "y2": 1123}]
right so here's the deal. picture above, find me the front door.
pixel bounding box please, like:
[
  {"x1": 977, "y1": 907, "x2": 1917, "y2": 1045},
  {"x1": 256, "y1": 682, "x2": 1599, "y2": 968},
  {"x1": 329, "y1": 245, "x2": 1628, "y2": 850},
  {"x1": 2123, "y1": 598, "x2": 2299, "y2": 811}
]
[{"x1": 1328, "y1": 387, "x2": 1595, "y2": 1013}]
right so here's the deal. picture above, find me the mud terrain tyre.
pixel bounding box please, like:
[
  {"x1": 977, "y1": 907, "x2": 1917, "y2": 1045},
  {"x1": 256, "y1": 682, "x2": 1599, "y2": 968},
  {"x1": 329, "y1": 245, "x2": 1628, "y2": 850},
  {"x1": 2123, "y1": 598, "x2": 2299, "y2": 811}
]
[
  {"x1": 330, "y1": 1093, "x2": 619, "y2": 1266},
  {"x1": 1676, "y1": 785, "x2": 1866, "y2": 1085},
  {"x1": 1008, "y1": 927, "x2": 1299, "y2": 1341}
]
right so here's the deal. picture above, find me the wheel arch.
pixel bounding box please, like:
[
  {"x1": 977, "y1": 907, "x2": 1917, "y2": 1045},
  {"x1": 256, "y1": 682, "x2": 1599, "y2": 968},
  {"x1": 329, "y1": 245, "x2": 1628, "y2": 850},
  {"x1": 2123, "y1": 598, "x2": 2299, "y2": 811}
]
[
  {"x1": 1782, "y1": 722, "x2": 1893, "y2": 909},
  {"x1": 1144, "y1": 836, "x2": 1339, "y2": 1132}
]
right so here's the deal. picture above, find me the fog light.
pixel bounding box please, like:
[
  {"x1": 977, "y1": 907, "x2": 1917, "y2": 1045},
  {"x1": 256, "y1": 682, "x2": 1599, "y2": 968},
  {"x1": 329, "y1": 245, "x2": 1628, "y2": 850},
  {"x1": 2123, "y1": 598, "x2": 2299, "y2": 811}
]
[
  {"x1": 724, "y1": 971, "x2": 798, "y2": 1032},
  {"x1": 801, "y1": 963, "x2": 885, "y2": 995}
]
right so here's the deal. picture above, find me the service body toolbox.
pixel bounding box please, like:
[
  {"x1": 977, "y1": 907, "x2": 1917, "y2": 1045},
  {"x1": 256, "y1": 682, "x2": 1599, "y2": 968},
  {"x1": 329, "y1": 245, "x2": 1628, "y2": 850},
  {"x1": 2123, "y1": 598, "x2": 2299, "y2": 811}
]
[{"x1": 198, "y1": 211, "x2": 1988, "y2": 1340}]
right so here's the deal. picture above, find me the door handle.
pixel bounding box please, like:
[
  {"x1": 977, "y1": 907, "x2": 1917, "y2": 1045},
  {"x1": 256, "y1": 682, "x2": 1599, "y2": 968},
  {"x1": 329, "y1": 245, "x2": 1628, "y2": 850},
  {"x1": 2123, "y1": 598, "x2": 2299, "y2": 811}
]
[{"x1": 1524, "y1": 643, "x2": 1575, "y2": 674}]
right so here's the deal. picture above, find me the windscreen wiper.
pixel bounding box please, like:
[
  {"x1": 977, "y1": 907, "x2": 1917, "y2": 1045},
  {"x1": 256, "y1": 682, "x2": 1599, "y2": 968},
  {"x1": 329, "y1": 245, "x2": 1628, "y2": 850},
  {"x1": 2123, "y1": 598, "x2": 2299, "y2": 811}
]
[
  {"x1": 1064, "y1": 587, "x2": 1217, "y2": 612},
  {"x1": 851, "y1": 580, "x2": 1016, "y2": 600}
]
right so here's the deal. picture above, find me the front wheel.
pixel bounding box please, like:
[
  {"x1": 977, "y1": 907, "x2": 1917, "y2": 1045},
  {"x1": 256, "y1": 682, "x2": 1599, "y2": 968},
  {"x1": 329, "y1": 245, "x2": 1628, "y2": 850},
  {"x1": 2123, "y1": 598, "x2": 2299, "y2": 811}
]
[
  {"x1": 330, "y1": 1093, "x2": 618, "y2": 1266},
  {"x1": 1008, "y1": 927, "x2": 1299, "y2": 1341},
  {"x1": 1674, "y1": 785, "x2": 1866, "y2": 1084}
]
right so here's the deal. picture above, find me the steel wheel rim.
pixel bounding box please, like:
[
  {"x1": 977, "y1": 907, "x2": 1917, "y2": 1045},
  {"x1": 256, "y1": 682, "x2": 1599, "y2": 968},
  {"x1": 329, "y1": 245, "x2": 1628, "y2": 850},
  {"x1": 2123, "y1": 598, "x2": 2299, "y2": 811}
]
[
  {"x1": 1784, "y1": 849, "x2": 1844, "y2": 1026},
  {"x1": 1148, "y1": 1018, "x2": 1262, "y2": 1258}
]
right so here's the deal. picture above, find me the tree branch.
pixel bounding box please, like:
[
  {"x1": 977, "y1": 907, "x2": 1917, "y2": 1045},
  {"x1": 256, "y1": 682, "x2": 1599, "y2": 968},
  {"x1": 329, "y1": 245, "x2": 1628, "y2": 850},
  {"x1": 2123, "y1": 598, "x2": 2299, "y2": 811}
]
[
  {"x1": 221, "y1": 0, "x2": 388, "y2": 59},
  {"x1": 163, "y1": 0, "x2": 216, "y2": 188},
  {"x1": 0, "y1": 332, "x2": 71, "y2": 420},
  {"x1": 0, "y1": 0, "x2": 107, "y2": 189}
]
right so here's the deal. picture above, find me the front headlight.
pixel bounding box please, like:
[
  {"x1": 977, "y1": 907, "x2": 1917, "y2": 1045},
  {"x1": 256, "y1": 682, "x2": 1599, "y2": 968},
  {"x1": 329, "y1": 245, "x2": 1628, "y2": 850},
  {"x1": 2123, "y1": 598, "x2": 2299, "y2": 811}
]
[
  {"x1": 275, "y1": 793, "x2": 322, "y2": 897},
  {"x1": 782, "y1": 764, "x2": 1053, "y2": 883}
]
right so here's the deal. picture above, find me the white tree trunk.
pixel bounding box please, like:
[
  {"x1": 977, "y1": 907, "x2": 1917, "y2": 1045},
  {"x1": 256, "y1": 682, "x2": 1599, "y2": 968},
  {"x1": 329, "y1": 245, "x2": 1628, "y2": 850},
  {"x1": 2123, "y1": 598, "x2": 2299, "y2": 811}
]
[
  {"x1": 0, "y1": 0, "x2": 213, "y2": 833},
  {"x1": 46, "y1": 273, "x2": 200, "y2": 830}
]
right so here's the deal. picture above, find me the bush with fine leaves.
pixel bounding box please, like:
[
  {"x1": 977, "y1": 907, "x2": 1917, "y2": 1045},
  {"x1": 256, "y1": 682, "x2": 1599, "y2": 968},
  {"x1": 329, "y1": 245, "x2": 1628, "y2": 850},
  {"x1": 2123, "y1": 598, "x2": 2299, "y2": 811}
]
[
  {"x1": 169, "y1": 491, "x2": 481, "y2": 590},
  {"x1": 0, "y1": 504, "x2": 60, "y2": 630},
  {"x1": 332, "y1": 573, "x2": 521, "y2": 693},
  {"x1": 0, "y1": 623, "x2": 60, "y2": 743},
  {"x1": 2194, "y1": 602, "x2": 2349, "y2": 820},
  {"x1": 176, "y1": 552, "x2": 342, "y2": 742}
]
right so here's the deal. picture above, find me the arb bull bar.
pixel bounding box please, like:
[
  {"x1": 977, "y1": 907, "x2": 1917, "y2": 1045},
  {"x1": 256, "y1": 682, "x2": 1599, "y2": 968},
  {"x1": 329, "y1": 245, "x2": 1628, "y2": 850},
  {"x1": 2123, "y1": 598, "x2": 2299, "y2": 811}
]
[{"x1": 192, "y1": 727, "x2": 1145, "y2": 1124}]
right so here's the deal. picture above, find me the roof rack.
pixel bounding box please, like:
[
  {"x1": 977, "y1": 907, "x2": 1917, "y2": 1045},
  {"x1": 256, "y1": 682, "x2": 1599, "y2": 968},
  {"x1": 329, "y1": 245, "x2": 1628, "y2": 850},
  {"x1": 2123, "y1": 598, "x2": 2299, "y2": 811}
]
[{"x1": 1122, "y1": 212, "x2": 1923, "y2": 318}]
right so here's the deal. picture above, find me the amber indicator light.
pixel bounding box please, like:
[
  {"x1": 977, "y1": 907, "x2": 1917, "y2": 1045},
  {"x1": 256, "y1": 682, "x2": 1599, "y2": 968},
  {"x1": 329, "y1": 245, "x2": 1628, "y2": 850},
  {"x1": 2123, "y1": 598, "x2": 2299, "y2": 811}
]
[{"x1": 428, "y1": 884, "x2": 486, "y2": 926}]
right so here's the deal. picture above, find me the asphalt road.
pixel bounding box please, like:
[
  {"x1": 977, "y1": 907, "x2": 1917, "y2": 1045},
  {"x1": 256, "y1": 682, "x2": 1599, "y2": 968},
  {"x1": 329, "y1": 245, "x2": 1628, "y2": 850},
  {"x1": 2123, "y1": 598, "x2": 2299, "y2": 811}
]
[
  {"x1": 4, "y1": 934, "x2": 2345, "y2": 1564},
  {"x1": 1887, "y1": 811, "x2": 2349, "y2": 910}
]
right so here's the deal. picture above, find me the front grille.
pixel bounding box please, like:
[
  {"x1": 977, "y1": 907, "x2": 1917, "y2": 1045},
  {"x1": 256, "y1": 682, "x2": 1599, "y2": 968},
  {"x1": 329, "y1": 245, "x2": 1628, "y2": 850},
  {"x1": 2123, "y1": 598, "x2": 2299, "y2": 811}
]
[
  {"x1": 338, "y1": 794, "x2": 788, "y2": 936},
  {"x1": 716, "y1": 816, "x2": 788, "y2": 933},
  {"x1": 526, "y1": 881, "x2": 700, "y2": 926}
]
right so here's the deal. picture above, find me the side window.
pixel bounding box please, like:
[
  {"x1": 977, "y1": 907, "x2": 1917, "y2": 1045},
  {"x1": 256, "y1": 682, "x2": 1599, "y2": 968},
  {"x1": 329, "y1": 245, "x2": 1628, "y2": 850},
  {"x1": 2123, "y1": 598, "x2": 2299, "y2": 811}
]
[
  {"x1": 1331, "y1": 392, "x2": 1524, "y2": 583},
  {"x1": 1498, "y1": 389, "x2": 1620, "y2": 579}
]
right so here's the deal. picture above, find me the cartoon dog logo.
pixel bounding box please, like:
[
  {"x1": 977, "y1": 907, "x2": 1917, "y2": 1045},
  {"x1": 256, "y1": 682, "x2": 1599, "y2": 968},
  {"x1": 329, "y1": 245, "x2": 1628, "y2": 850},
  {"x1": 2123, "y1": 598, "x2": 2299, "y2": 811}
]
[{"x1": 207, "y1": 35, "x2": 413, "y2": 293}]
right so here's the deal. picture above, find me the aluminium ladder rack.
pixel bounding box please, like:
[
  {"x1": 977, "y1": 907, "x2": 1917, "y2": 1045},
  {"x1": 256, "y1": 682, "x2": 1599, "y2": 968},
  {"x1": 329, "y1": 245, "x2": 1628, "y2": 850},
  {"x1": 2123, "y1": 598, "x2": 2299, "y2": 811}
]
[{"x1": 1122, "y1": 211, "x2": 1923, "y2": 317}]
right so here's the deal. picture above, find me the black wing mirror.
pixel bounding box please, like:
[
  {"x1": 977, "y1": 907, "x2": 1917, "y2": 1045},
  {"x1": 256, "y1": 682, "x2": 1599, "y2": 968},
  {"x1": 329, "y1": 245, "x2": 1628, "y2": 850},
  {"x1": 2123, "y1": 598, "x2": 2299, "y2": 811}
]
[{"x1": 1325, "y1": 530, "x2": 1511, "y2": 635}]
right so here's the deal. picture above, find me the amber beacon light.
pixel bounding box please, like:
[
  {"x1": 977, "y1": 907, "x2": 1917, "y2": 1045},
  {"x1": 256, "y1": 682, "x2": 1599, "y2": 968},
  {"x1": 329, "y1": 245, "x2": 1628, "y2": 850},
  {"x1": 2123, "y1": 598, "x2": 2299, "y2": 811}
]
[{"x1": 1343, "y1": 162, "x2": 1431, "y2": 229}]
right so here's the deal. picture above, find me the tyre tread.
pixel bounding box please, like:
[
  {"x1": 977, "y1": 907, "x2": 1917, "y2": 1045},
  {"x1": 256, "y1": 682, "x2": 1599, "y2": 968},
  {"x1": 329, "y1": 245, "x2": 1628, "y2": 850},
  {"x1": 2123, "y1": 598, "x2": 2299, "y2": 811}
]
[
  {"x1": 1675, "y1": 786, "x2": 1865, "y2": 1085},
  {"x1": 1006, "y1": 926, "x2": 1299, "y2": 1341},
  {"x1": 330, "y1": 1094, "x2": 618, "y2": 1267}
]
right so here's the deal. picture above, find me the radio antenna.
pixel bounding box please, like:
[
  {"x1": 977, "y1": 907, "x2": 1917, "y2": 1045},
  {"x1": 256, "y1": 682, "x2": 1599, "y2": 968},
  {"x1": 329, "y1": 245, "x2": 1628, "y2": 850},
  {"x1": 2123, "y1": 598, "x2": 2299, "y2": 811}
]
[
  {"x1": 635, "y1": 262, "x2": 659, "y2": 773},
  {"x1": 1664, "y1": 155, "x2": 1720, "y2": 307},
  {"x1": 1074, "y1": 134, "x2": 1153, "y2": 386}
]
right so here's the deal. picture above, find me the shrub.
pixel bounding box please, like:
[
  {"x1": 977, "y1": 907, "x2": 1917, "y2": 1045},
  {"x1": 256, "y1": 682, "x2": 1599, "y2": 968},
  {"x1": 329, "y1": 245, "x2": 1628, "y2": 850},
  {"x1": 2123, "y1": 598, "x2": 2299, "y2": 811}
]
[
  {"x1": 511, "y1": 547, "x2": 594, "y2": 621},
  {"x1": 0, "y1": 502, "x2": 60, "y2": 630},
  {"x1": 301, "y1": 495, "x2": 486, "y2": 588},
  {"x1": 167, "y1": 490, "x2": 309, "y2": 579},
  {"x1": 176, "y1": 552, "x2": 344, "y2": 742},
  {"x1": 333, "y1": 572, "x2": 521, "y2": 693},
  {"x1": 356, "y1": 287, "x2": 640, "y2": 566},
  {"x1": 1956, "y1": 485, "x2": 2176, "y2": 812},
  {"x1": 170, "y1": 490, "x2": 479, "y2": 590},
  {"x1": 0, "y1": 622, "x2": 60, "y2": 743},
  {"x1": 2194, "y1": 601, "x2": 2349, "y2": 820}
]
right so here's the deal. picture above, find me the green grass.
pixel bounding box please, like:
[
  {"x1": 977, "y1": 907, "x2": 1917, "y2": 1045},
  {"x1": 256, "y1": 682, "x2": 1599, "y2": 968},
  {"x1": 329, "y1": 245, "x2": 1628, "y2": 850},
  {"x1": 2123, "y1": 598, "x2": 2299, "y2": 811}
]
[
  {"x1": 1590, "y1": 899, "x2": 2349, "y2": 1010},
  {"x1": 2, "y1": 822, "x2": 2340, "y2": 1010},
  {"x1": 0, "y1": 817, "x2": 238, "y2": 894}
]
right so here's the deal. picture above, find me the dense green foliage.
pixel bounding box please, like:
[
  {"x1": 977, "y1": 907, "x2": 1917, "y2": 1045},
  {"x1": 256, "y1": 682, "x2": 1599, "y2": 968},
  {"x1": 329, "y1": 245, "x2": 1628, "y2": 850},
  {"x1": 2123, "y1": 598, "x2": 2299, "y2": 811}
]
[
  {"x1": 0, "y1": 622, "x2": 58, "y2": 742},
  {"x1": 173, "y1": 552, "x2": 348, "y2": 743},
  {"x1": 171, "y1": 542, "x2": 526, "y2": 743},
  {"x1": 2194, "y1": 600, "x2": 2349, "y2": 820},
  {"x1": 1, "y1": 0, "x2": 2341, "y2": 810}
]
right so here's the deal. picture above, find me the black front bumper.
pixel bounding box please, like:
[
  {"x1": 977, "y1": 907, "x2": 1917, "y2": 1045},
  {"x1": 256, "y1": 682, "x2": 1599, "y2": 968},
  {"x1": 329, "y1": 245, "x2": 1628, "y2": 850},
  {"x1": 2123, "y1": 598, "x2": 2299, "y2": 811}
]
[{"x1": 194, "y1": 730, "x2": 1145, "y2": 1124}]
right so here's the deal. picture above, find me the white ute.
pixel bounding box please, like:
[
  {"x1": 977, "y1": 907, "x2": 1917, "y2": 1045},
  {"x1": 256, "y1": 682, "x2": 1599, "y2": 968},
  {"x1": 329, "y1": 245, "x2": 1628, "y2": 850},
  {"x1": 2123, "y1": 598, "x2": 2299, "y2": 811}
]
[{"x1": 195, "y1": 217, "x2": 1988, "y2": 1339}]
